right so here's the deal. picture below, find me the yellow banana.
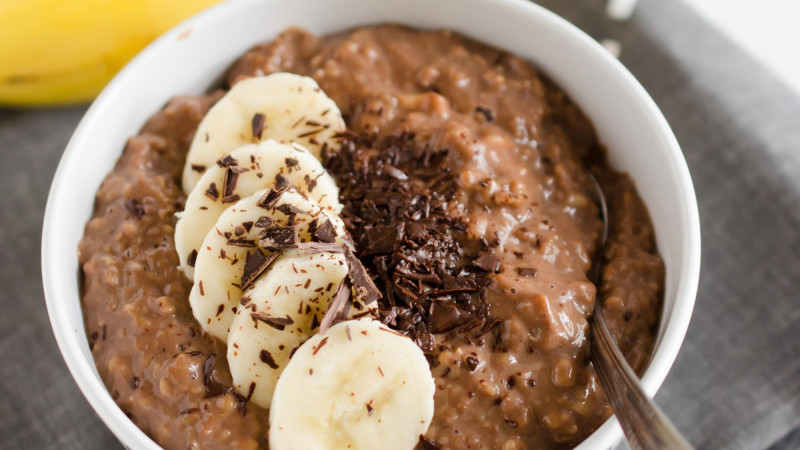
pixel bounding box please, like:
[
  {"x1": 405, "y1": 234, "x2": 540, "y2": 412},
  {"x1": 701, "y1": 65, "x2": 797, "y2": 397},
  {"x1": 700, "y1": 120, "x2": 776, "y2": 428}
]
[{"x1": 0, "y1": 0, "x2": 223, "y2": 107}]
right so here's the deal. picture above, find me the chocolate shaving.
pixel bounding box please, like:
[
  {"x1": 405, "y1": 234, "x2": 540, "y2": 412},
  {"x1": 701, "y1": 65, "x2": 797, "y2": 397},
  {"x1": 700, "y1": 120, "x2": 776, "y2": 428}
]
[
  {"x1": 222, "y1": 168, "x2": 240, "y2": 203},
  {"x1": 258, "y1": 225, "x2": 298, "y2": 251},
  {"x1": 259, "y1": 349, "x2": 279, "y2": 369},
  {"x1": 475, "y1": 105, "x2": 496, "y2": 122},
  {"x1": 190, "y1": 164, "x2": 206, "y2": 173},
  {"x1": 323, "y1": 131, "x2": 496, "y2": 356},
  {"x1": 318, "y1": 280, "x2": 352, "y2": 334},
  {"x1": 251, "y1": 113, "x2": 266, "y2": 140},
  {"x1": 251, "y1": 312, "x2": 294, "y2": 330},
  {"x1": 474, "y1": 318, "x2": 502, "y2": 338},
  {"x1": 304, "y1": 173, "x2": 318, "y2": 192},
  {"x1": 284, "y1": 157, "x2": 299, "y2": 172},
  {"x1": 296, "y1": 241, "x2": 346, "y2": 254},
  {"x1": 312, "y1": 219, "x2": 337, "y2": 243},
  {"x1": 312, "y1": 336, "x2": 329, "y2": 355},
  {"x1": 419, "y1": 436, "x2": 442, "y2": 450},
  {"x1": 227, "y1": 237, "x2": 256, "y2": 247},
  {"x1": 240, "y1": 250, "x2": 279, "y2": 290},
  {"x1": 124, "y1": 199, "x2": 145, "y2": 219},
  {"x1": 516, "y1": 267, "x2": 538, "y2": 277}
]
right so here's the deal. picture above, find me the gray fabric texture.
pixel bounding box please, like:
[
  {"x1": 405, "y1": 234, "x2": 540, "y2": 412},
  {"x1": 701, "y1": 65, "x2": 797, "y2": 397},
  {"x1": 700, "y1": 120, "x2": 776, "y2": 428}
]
[{"x1": 1, "y1": 0, "x2": 798, "y2": 448}]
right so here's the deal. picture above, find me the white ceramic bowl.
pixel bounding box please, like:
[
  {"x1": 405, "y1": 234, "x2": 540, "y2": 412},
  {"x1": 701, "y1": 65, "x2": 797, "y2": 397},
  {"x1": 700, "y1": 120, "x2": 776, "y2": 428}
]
[{"x1": 42, "y1": 0, "x2": 701, "y2": 448}]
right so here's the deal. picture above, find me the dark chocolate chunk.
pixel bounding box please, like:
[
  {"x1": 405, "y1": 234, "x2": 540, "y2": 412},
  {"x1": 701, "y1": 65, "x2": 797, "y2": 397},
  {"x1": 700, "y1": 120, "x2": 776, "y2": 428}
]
[
  {"x1": 429, "y1": 301, "x2": 464, "y2": 333},
  {"x1": 361, "y1": 224, "x2": 403, "y2": 256},
  {"x1": 124, "y1": 198, "x2": 145, "y2": 219},
  {"x1": 284, "y1": 157, "x2": 299, "y2": 173},
  {"x1": 516, "y1": 267, "x2": 538, "y2": 277},
  {"x1": 251, "y1": 113, "x2": 266, "y2": 140},
  {"x1": 465, "y1": 355, "x2": 480, "y2": 372},
  {"x1": 276, "y1": 203, "x2": 305, "y2": 217},
  {"x1": 256, "y1": 175, "x2": 291, "y2": 209},
  {"x1": 345, "y1": 249, "x2": 381, "y2": 304},
  {"x1": 187, "y1": 249, "x2": 198, "y2": 267},
  {"x1": 473, "y1": 252, "x2": 501, "y2": 273},
  {"x1": 254, "y1": 216, "x2": 273, "y2": 228},
  {"x1": 310, "y1": 313, "x2": 320, "y2": 331},
  {"x1": 205, "y1": 182, "x2": 219, "y2": 201},
  {"x1": 203, "y1": 354, "x2": 230, "y2": 397},
  {"x1": 216, "y1": 154, "x2": 237, "y2": 168},
  {"x1": 259, "y1": 349, "x2": 279, "y2": 369},
  {"x1": 258, "y1": 225, "x2": 298, "y2": 251},
  {"x1": 312, "y1": 219, "x2": 337, "y2": 243},
  {"x1": 273, "y1": 172, "x2": 290, "y2": 190},
  {"x1": 240, "y1": 249, "x2": 279, "y2": 290}
]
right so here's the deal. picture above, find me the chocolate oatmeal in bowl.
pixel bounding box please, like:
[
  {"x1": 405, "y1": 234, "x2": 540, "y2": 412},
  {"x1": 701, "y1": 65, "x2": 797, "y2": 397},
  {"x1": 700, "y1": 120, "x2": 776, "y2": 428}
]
[{"x1": 75, "y1": 24, "x2": 664, "y2": 450}]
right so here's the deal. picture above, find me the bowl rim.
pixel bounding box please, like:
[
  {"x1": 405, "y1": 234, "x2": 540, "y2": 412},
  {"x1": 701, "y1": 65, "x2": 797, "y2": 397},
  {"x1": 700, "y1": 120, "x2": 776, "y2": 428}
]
[{"x1": 41, "y1": 0, "x2": 701, "y2": 448}]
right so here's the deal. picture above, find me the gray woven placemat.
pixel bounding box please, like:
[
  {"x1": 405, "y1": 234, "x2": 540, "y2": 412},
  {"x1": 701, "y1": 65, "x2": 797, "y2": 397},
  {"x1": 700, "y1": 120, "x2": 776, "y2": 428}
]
[{"x1": 1, "y1": 0, "x2": 798, "y2": 448}]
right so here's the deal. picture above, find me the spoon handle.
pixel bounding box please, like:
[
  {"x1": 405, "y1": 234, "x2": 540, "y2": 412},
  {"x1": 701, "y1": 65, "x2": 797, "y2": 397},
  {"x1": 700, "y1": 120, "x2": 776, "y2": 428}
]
[{"x1": 590, "y1": 306, "x2": 693, "y2": 450}]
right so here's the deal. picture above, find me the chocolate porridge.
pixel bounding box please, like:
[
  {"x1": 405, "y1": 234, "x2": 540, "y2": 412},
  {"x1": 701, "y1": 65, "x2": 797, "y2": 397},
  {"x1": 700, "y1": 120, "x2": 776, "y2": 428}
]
[{"x1": 78, "y1": 25, "x2": 663, "y2": 449}]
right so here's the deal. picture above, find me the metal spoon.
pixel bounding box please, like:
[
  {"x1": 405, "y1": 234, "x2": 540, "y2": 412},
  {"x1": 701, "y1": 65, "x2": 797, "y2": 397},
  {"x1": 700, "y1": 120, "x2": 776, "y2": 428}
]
[{"x1": 587, "y1": 174, "x2": 693, "y2": 450}]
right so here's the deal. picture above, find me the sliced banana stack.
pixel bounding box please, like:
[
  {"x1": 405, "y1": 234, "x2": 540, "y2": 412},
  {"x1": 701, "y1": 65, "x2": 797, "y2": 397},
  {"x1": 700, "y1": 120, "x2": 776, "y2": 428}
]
[
  {"x1": 175, "y1": 140, "x2": 342, "y2": 279},
  {"x1": 182, "y1": 73, "x2": 345, "y2": 193},
  {"x1": 190, "y1": 184, "x2": 347, "y2": 341},
  {"x1": 269, "y1": 319, "x2": 435, "y2": 450},
  {"x1": 177, "y1": 74, "x2": 434, "y2": 449}
]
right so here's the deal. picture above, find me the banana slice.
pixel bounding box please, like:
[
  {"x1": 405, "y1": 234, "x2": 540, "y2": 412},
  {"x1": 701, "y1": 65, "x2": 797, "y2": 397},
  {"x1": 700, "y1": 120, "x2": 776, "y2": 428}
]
[
  {"x1": 175, "y1": 140, "x2": 341, "y2": 280},
  {"x1": 190, "y1": 186, "x2": 346, "y2": 341},
  {"x1": 182, "y1": 73, "x2": 344, "y2": 193},
  {"x1": 269, "y1": 319, "x2": 435, "y2": 450},
  {"x1": 227, "y1": 248, "x2": 351, "y2": 410}
]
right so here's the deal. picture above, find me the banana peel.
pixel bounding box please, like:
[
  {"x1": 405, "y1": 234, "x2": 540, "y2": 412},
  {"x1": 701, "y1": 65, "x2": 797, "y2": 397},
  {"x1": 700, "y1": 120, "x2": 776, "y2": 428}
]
[{"x1": 0, "y1": 0, "x2": 223, "y2": 107}]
